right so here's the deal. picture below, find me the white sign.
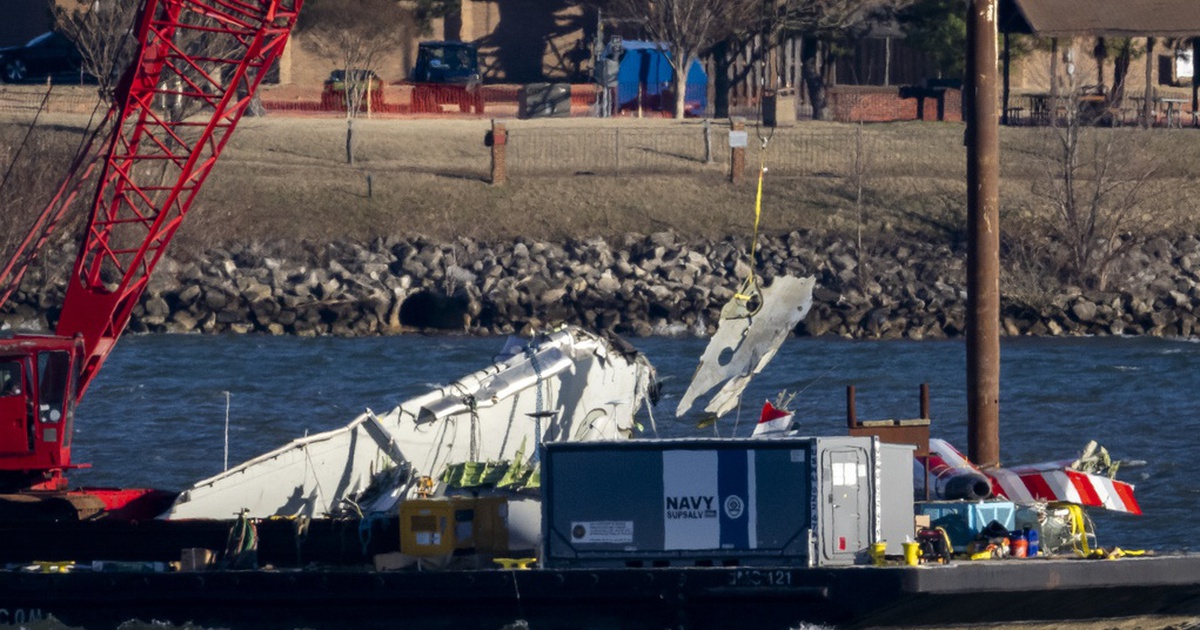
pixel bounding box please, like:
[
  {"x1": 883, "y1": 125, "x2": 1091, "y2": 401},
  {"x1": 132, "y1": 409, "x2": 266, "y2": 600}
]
[
  {"x1": 728, "y1": 130, "x2": 748, "y2": 148},
  {"x1": 571, "y1": 521, "x2": 634, "y2": 544},
  {"x1": 663, "y1": 450, "x2": 720, "y2": 550},
  {"x1": 662, "y1": 450, "x2": 758, "y2": 550}
]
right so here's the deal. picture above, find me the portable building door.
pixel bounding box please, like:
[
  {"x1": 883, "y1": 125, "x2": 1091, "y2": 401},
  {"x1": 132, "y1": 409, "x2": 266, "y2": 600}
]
[{"x1": 820, "y1": 445, "x2": 871, "y2": 562}]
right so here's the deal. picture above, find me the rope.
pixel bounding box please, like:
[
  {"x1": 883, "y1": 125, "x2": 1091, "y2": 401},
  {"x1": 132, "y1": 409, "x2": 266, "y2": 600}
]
[
  {"x1": 731, "y1": 396, "x2": 743, "y2": 437},
  {"x1": 467, "y1": 395, "x2": 479, "y2": 461},
  {"x1": 301, "y1": 443, "x2": 327, "y2": 515},
  {"x1": 750, "y1": 148, "x2": 767, "y2": 264},
  {"x1": 638, "y1": 362, "x2": 658, "y2": 437},
  {"x1": 733, "y1": 8, "x2": 774, "y2": 316},
  {"x1": 738, "y1": 0, "x2": 776, "y2": 315},
  {"x1": 1060, "y1": 503, "x2": 1096, "y2": 557},
  {"x1": 0, "y1": 82, "x2": 53, "y2": 196},
  {"x1": 729, "y1": 140, "x2": 768, "y2": 316},
  {"x1": 753, "y1": 0, "x2": 777, "y2": 148},
  {"x1": 527, "y1": 346, "x2": 544, "y2": 415},
  {"x1": 223, "y1": 510, "x2": 259, "y2": 569},
  {"x1": 359, "y1": 511, "x2": 387, "y2": 556}
]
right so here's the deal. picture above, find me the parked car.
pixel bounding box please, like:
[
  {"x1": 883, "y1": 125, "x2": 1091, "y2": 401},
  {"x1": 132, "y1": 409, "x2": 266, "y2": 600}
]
[
  {"x1": 407, "y1": 42, "x2": 485, "y2": 114},
  {"x1": 411, "y1": 41, "x2": 480, "y2": 85},
  {"x1": 320, "y1": 68, "x2": 384, "y2": 111},
  {"x1": 0, "y1": 32, "x2": 85, "y2": 83}
]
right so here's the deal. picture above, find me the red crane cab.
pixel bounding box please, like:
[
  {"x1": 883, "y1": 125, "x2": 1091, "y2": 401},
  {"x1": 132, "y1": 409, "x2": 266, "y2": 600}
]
[{"x1": 0, "y1": 334, "x2": 83, "y2": 491}]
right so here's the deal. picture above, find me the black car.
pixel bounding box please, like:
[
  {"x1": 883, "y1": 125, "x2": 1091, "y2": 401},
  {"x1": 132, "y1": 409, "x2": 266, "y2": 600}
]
[
  {"x1": 412, "y1": 41, "x2": 480, "y2": 85},
  {"x1": 0, "y1": 32, "x2": 85, "y2": 83}
]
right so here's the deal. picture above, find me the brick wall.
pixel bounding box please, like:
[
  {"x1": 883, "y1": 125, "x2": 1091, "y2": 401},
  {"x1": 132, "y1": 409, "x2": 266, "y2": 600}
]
[{"x1": 828, "y1": 86, "x2": 963, "y2": 123}]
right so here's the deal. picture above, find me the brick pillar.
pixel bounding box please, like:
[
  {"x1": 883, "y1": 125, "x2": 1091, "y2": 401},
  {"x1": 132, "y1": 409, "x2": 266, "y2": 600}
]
[
  {"x1": 729, "y1": 118, "x2": 746, "y2": 185},
  {"x1": 489, "y1": 120, "x2": 507, "y2": 185}
]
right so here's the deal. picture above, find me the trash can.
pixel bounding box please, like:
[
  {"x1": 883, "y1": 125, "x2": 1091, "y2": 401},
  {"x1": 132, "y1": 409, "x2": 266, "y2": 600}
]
[{"x1": 762, "y1": 88, "x2": 797, "y2": 127}]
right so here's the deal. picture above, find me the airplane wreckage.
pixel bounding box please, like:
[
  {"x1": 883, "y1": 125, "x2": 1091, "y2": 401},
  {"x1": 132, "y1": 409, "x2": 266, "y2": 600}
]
[
  {"x1": 162, "y1": 273, "x2": 1140, "y2": 558},
  {"x1": 164, "y1": 327, "x2": 657, "y2": 548}
]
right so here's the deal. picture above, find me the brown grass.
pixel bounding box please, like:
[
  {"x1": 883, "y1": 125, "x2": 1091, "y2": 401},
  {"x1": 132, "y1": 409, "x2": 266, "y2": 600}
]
[{"x1": 2, "y1": 109, "x2": 1200, "y2": 262}]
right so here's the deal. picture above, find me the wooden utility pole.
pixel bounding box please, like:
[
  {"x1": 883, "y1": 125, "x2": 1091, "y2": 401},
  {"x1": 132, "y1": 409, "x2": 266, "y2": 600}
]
[
  {"x1": 489, "y1": 120, "x2": 507, "y2": 185},
  {"x1": 729, "y1": 118, "x2": 746, "y2": 184},
  {"x1": 965, "y1": 0, "x2": 1001, "y2": 468},
  {"x1": 1192, "y1": 38, "x2": 1198, "y2": 114}
]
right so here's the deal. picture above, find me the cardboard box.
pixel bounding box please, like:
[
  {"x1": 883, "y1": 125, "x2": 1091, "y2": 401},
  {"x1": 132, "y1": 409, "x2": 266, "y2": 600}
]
[{"x1": 373, "y1": 552, "x2": 418, "y2": 571}]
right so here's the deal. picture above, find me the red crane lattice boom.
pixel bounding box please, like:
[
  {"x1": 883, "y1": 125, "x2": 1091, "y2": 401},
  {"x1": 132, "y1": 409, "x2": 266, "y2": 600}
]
[
  {"x1": 0, "y1": 0, "x2": 301, "y2": 490},
  {"x1": 63, "y1": 0, "x2": 301, "y2": 397}
]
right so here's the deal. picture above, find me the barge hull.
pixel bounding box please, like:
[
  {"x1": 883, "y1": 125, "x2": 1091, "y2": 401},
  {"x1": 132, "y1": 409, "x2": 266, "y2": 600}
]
[{"x1": 2, "y1": 556, "x2": 1200, "y2": 629}]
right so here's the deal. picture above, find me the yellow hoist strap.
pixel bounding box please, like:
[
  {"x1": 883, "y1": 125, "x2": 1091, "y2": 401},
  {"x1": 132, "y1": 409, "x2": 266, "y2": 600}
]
[
  {"x1": 1063, "y1": 503, "x2": 1093, "y2": 557},
  {"x1": 733, "y1": 150, "x2": 767, "y2": 304},
  {"x1": 1053, "y1": 503, "x2": 1148, "y2": 559}
]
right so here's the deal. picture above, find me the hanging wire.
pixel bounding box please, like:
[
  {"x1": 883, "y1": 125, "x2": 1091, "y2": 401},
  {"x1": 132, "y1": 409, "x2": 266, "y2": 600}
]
[
  {"x1": 733, "y1": 0, "x2": 780, "y2": 316},
  {"x1": 753, "y1": 0, "x2": 777, "y2": 150},
  {"x1": 0, "y1": 9, "x2": 134, "y2": 308},
  {"x1": 0, "y1": 83, "x2": 53, "y2": 197}
]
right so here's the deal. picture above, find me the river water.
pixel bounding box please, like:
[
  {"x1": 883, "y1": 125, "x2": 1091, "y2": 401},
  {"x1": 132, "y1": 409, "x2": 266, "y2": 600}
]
[{"x1": 72, "y1": 333, "x2": 1200, "y2": 552}]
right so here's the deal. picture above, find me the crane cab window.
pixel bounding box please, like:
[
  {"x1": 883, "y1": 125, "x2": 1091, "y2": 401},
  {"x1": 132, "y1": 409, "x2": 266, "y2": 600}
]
[
  {"x1": 0, "y1": 362, "x2": 21, "y2": 397},
  {"x1": 37, "y1": 352, "x2": 71, "y2": 424}
]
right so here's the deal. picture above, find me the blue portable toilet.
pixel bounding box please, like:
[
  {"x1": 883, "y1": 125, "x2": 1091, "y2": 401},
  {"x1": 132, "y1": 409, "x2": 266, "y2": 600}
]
[{"x1": 607, "y1": 40, "x2": 707, "y2": 116}]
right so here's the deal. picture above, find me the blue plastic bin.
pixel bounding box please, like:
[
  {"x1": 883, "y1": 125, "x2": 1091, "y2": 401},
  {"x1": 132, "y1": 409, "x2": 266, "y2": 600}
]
[{"x1": 915, "y1": 501, "x2": 1016, "y2": 551}]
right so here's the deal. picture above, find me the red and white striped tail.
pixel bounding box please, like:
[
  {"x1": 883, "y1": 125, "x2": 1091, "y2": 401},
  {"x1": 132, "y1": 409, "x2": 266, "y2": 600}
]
[
  {"x1": 927, "y1": 438, "x2": 1142, "y2": 515},
  {"x1": 988, "y1": 467, "x2": 1142, "y2": 515},
  {"x1": 752, "y1": 401, "x2": 796, "y2": 437}
]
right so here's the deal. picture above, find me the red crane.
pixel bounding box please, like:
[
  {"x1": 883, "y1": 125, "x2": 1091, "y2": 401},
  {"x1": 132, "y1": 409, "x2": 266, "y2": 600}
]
[{"x1": 0, "y1": 0, "x2": 302, "y2": 495}]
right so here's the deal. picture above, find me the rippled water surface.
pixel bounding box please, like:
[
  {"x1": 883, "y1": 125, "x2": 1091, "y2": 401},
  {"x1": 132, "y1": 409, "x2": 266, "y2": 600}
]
[{"x1": 74, "y1": 334, "x2": 1200, "y2": 550}]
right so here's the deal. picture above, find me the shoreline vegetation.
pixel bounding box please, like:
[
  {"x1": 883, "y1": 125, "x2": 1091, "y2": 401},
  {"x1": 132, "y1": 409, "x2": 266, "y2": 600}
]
[{"x1": 1, "y1": 111, "x2": 1199, "y2": 339}]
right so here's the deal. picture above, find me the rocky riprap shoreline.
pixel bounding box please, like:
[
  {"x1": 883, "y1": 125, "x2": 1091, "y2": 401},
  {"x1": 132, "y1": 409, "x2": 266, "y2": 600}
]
[{"x1": 4, "y1": 231, "x2": 1200, "y2": 340}]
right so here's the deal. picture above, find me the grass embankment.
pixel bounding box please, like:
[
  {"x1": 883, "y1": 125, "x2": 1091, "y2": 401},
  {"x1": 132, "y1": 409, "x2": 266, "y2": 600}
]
[{"x1": 2, "y1": 111, "x2": 1200, "y2": 263}]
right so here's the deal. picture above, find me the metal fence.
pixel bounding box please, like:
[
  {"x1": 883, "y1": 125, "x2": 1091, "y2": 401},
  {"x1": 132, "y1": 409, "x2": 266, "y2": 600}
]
[
  {"x1": 5, "y1": 85, "x2": 1097, "y2": 184},
  {"x1": 0, "y1": 89, "x2": 101, "y2": 115},
  {"x1": 507, "y1": 125, "x2": 719, "y2": 177},
  {"x1": 504, "y1": 123, "x2": 967, "y2": 180}
]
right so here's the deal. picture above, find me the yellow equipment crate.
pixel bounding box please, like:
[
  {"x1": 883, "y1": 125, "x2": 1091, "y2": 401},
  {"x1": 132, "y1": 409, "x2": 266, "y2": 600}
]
[{"x1": 400, "y1": 495, "x2": 510, "y2": 557}]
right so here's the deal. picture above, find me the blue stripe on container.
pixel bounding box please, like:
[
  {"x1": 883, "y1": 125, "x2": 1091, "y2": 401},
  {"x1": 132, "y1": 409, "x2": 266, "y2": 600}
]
[{"x1": 718, "y1": 449, "x2": 749, "y2": 549}]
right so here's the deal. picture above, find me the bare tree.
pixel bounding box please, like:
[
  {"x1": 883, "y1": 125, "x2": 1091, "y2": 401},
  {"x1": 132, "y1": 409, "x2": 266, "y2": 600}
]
[
  {"x1": 299, "y1": 0, "x2": 405, "y2": 164},
  {"x1": 596, "y1": 0, "x2": 759, "y2": 119},
  {"x1": 55, "y1": 0, "x2": 255, "y2": 122},
  {"x1": 1030, "y1": 72, "x2": 1174, "y2": 291},
  {"x1": 53, "y1": 0, "x2": 141, "y2": 102}
]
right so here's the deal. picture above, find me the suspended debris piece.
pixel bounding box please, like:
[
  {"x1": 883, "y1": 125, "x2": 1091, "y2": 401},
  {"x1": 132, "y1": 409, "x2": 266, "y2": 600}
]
[{"x1": 676, "y1": 275, "x2": 815, "y2": 419}]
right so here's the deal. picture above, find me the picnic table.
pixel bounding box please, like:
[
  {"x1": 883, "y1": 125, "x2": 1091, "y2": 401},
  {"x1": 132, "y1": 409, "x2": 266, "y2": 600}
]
[
  {"x1": 1022, "y1": 92, "x2": 1106, "y2": 125},
  {"x1": 1157, "y1": 97, "x2": 1189, "y2": 128}
]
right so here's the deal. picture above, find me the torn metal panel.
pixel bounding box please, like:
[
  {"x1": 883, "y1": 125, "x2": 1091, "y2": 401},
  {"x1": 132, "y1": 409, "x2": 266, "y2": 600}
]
[
  {"x1": 166, "y1": 414, "x2": 400, "y2": 520},
  {"x1": 415, "y1": 346, "x2": 573, "y2": 424},
  {"x1": 163, "y1": 327, "x2": 656, "y2": 520},
  {"x1": 676, "y1": 275, "x2": 815, "y2": 419}
]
